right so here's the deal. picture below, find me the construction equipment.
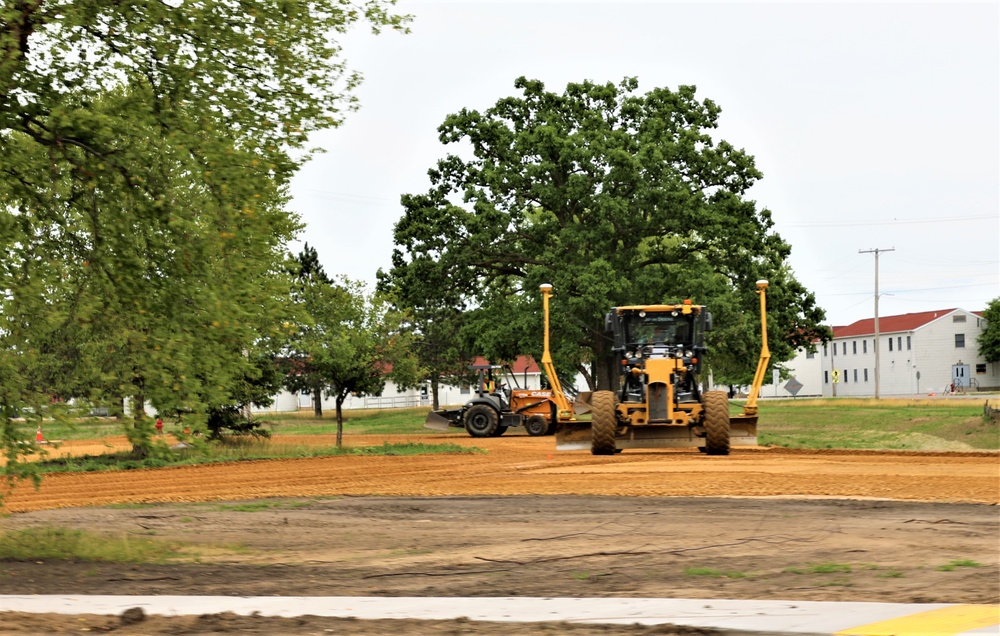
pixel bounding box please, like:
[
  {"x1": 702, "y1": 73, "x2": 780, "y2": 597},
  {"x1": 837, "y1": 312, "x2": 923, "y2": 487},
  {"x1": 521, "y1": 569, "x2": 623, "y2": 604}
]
[
  {"x1": 546, "y1": 281, "x2": 770, "y2": 455},
  {"x1": 424, "y1": 364, "x2": 567, "y2": 437}
]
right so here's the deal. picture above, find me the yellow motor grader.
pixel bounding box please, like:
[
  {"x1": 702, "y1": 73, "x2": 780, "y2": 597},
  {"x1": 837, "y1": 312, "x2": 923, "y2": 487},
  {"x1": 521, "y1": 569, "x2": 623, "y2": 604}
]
[{"x1": 543, "y1": 281, "x2": 770, "y2": 455}]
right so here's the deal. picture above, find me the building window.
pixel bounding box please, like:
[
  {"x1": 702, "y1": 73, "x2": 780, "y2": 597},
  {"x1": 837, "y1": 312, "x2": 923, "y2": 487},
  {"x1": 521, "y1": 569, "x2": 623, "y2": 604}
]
[
  {"x1": 853, "y1": 369, "x2": 858, "y2": 382},
  {"x1": 897, "y1": 336, "x2": 902, "y2": 350},
  {"x1": 824, "y1": 370, "x2": 829, "y2": 384},
  {"x1": 864, "y1": 368, "x2": 869, "y2": 382},
  {"x1": 844, "y1": 369, "x2": 849, "y2": 384},
  {"x1": 806, "y1": 350, "x2": 815, "y2": 359},
  {"x1": 863, "y1": 340, "x2": 868, "y2": 354},
  {"x1": 460, "y1": 386, "x2": 470, "y2": 394},
  {"x1": 953, "y1": 314, "x2": 966, "y2": 323},
  {"x1": 906, "y1": 336, "x2": 911, "y2": 350},
  {"x1": 823, "y1": 344, "x2": 827, "y2": 357},
  {"x1": 842, "y1": 342, "x2": 847, "y2": 355},
  {"x1": 888, "y1": 338, "x2": 893, "y2": 352},
  {"x1": 955, "y1": 334, "x2": 965, "y2": 348},
  {"x1": 852, "y1": 341, "x2": 857, "y2": 354},
  {"x1": 977, "y1": 364, "x2": 987, "y2": 374}
]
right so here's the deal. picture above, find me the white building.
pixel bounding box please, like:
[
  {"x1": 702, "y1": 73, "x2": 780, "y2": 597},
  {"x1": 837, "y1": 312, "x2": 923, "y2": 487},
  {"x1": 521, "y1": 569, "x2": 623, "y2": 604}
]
[
  {"x1": 775, "y1": 308, "x2": 997, "y2": 398},
  {"x1": 257, "y1": 356, "x2": 545, "y2": 413}
]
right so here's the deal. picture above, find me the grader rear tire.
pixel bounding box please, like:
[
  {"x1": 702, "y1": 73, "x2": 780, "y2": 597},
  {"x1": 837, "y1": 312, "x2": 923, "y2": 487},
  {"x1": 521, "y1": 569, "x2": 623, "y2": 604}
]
[
  {"x1": 590, "y1": 390, "x2": 618, "y2": 456},
  {"x1": 703, "y1": 390, "x2": 731, "y2": 456}
]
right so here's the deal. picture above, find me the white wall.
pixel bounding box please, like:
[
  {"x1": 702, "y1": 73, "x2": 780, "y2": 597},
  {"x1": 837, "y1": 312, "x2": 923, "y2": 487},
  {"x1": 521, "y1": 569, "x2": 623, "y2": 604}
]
[{"x1": 782, "y1": 309, "x2": 998, "y2": 398}]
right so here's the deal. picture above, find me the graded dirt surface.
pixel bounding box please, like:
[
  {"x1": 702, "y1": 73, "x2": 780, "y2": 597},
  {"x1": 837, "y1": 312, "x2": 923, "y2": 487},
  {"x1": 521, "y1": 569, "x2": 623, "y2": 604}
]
[{"x1": 1, "y1": 432, "x2": 998, "y2": 635}]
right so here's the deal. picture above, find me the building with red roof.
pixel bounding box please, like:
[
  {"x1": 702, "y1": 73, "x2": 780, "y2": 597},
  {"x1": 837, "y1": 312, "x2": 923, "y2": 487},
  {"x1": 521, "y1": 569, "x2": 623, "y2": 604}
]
[{"x1": 775, "y1": 307, "x2": 996, "y2": 398}]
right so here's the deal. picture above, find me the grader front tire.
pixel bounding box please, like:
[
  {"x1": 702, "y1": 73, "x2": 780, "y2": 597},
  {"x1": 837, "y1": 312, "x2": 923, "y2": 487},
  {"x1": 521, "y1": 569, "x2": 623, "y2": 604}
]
[
  {"x1": 703, "y1": 390, "x2": 731, "y2": 456},
  {"x1": 590, "y1": 390, "x2": 618, "y2": 456}
]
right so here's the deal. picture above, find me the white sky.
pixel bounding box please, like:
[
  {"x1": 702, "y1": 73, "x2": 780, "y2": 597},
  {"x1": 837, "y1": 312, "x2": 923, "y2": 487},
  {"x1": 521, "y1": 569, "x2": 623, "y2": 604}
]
[{"x1": 288, "y1": 1, "x2": 999, "y2": 328}]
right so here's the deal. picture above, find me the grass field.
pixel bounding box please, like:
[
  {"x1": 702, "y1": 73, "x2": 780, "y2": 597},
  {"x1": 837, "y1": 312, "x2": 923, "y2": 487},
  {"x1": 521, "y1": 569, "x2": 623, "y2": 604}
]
[
  {"x1": 31, "y1": 398, "x2": 1000, "y2": 448},
  {"x1": 752, "y1": 398, "x2": 998, "y2": 450}
]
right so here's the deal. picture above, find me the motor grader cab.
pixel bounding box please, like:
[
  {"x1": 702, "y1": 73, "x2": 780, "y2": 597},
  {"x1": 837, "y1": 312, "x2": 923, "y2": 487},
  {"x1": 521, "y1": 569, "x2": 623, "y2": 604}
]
[
  {"x1": 423, "y1": 364, "x2": 565, "y2": 437},
  {"x1": 546, "y1": 281, "x2": 770, "y2": 455}
]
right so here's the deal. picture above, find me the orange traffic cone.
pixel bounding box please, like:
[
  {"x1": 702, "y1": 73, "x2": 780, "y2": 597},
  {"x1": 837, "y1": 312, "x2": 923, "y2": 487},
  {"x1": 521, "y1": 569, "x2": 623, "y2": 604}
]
[{"x1": 35, "y1": 426, "x2": 45, "y2": 444}]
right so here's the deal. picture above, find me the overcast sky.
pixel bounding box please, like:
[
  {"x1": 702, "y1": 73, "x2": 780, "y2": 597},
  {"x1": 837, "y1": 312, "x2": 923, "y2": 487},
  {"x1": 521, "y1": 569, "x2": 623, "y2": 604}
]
[{"x1": 288, "y1": 1, "x2": 999, "y2": 328}]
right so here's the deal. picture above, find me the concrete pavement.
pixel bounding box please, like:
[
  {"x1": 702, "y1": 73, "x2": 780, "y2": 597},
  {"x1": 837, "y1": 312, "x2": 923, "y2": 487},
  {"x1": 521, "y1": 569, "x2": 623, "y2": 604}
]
[{"x1": 1, "y1": 596, "x2": 998, "y2": 635}]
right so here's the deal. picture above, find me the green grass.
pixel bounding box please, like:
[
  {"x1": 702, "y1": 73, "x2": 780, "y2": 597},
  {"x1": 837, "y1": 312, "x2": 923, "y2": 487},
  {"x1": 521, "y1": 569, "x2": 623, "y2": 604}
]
[
  {"x1": 749, "y1": 398, "x2": 999, "y2": 450},
  {"x1": 683, "y1": 567, "x2": 748, "y2": 578},
  {"x1": 30, "y1": 441, "x2": 482, "y2": 475},
  {"x1": 784, "y1": 562, "x2": 853, "y2": 574},
  {"x1": 936, "y1": 559, "x2": 982, "y2": 571},
  {"x1": 19, "y1": 398, "x2": 999, "y2": 472},
  {"x1": 264, "y1": 407, "x2": 432, "y2": 436},
  {"x1": 0, "y1": 527, "x2": 186, "y2": 563}
]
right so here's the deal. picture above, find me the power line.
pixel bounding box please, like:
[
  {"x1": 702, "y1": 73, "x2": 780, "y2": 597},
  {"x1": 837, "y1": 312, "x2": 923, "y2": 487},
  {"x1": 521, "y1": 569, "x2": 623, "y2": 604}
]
[{"x1": 785, "y1": 215, "x2": 994, "y2": 228}]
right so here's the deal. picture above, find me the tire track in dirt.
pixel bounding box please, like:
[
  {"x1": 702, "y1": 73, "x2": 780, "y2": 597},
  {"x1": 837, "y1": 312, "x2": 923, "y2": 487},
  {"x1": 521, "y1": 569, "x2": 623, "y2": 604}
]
[{"x1": 2, "y1": 433, "x2": 997, "y2": 512}]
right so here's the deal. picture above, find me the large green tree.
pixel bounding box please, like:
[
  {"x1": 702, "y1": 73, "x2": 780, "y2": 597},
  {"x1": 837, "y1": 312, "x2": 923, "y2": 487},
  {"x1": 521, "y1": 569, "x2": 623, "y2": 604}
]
[
  {"x1": 382, "y1": 77, "x2": 827, "y2": 390},
  {"x1": 1, "y1": 1, "x2": 408, "y2": 475},
  {"x1": 977, "y1": 298, "x2": 1000, "y2": 363}
]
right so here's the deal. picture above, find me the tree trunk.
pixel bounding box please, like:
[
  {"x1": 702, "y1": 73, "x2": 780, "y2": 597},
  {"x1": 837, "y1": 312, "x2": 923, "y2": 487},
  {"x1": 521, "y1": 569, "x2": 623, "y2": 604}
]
[
  {"x1": 591, "y1": 335, "x2": 619, "y2": 392},
  {"x1": 431, "y1": 376, "x2": 440, "y2": 411},
  {"x1": 335, "y1": 393, "x2": 345, "y2": 448},
  {"x1": 576, "y1": 363, "x2": 594, "y2": 391},
  {"x1": 130, "y1": 392, "x2": 149, "y2": 458},
  {"x1": 312, "y1": 385, "x2": 323, "y2": 417}
]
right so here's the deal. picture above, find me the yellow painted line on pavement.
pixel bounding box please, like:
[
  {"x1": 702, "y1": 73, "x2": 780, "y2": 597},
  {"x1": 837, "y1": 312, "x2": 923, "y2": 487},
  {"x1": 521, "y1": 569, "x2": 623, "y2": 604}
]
[{"x1": 836, "y1": 604, "x2": 999, "y2": 635}]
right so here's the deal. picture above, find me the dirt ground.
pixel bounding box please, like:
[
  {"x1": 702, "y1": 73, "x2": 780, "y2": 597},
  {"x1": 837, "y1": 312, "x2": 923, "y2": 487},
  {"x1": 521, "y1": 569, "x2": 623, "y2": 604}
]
[{"x1": 1, "y1": 433, "x2": 998, "y2": 635}]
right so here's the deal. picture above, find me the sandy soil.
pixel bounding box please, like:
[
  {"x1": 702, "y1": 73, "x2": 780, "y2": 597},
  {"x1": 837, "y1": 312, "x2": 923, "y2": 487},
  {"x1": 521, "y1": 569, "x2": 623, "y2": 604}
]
[{"x1": 1, "y1": 432, "x2": 997, "y2": 635}]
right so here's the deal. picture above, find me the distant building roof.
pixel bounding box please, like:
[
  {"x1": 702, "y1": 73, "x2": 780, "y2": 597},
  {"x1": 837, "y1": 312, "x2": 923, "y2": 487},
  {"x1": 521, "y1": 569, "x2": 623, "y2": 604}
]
[
  {"x1": 471, "y1": 356, "x2": 541, "y2": 374},
  {"x1": 832, "y1": 308, "x2": 964, "y2": 338}
]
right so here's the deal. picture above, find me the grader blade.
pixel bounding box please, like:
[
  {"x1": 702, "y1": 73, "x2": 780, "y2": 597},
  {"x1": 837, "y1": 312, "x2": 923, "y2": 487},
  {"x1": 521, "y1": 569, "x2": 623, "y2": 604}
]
[
  {"x1": 728, "y1": 415, "x2": 759, "y2": 447},
  {"x1": 554, "y1": 420, "x2": 594, "y2": 451},
  {"x1": 424, "y1": 409, "x2": 461, "y2": 431}
]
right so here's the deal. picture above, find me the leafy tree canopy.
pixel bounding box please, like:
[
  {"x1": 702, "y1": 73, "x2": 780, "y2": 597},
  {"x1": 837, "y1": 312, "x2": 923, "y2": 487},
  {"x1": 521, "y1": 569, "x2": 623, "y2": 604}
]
[
  {"x1": 977, "y1": 298, "x2": 1000, "y2": 363},
  {"x1": 381, "y1": 77, "x2": 828, "y2": 390},
  {"x1": 0, "y1": 1, "x2": 409, "y2": 475}
]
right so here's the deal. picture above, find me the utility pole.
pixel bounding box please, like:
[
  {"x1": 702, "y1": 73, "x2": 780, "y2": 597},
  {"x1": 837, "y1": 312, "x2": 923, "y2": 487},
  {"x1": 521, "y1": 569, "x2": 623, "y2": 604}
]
[{"x1": 859, "y1": 248, "x2": 895, "y2": 399}]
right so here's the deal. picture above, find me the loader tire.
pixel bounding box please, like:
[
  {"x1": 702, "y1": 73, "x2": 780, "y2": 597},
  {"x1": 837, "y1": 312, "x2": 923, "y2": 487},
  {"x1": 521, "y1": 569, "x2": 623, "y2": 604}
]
[
  {"x1": 590, "y1": 390, "x2": 618, "y2": 456},
  {"x1": 525, "y1": 415, "x2": 549, "y2": 437},
  {"x1": 492, "y1": 425, "x2": 508, "y2": 437},
  {"x1": 703, "y1": 390, "x2": 731, "y2": 456},
  {"x1": 464, "y1": 404, "x2": 499, "y2": 438}
]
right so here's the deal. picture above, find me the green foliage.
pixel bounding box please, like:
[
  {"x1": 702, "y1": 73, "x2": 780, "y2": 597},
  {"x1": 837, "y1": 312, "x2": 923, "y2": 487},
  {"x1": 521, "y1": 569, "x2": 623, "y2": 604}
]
[
  {"x1": 381, "y1": 77, "x2": 827, "y2": 391},
  {"x1": 977, "y1": 298, "x2": 1000, "y2": 362},
  {"x1": 285, "y1": 246, "x2": 423, "y2": 444},
  {"x1": 0, "y1": 1, "x2": 409, "y2": 487}
]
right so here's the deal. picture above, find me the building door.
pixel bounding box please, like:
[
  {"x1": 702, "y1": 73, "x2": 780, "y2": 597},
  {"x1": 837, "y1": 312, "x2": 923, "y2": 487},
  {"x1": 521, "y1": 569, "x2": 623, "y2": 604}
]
[{"x1": 951, "y1": 364, "x2": 970, "y2": 389}]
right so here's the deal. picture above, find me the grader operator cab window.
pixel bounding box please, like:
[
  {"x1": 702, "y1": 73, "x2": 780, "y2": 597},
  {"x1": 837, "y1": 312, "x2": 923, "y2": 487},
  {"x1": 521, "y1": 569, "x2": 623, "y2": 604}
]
[{"x1": 627, "y1": 314, "x2": 691, "y2": 346}]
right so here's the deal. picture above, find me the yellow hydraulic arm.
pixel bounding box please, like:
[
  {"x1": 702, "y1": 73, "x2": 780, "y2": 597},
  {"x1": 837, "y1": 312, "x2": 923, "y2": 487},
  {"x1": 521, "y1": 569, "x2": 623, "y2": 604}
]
[
  {"x1": 742, "y1": 280, "x2": 771, "y2": 417},
  {"x1": 539, "y1": 284, "x2": 574, "y2": 421}
]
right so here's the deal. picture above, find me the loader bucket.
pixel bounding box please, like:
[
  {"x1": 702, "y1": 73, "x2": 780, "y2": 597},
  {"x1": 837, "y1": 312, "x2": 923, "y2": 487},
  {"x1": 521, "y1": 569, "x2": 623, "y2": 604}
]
[
  {"x1": 573, "y1": 391, "x2": 593, "y2": 415},
  {"x1": 424, "y1": 409, "x2": 462, "y2": 431}
]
